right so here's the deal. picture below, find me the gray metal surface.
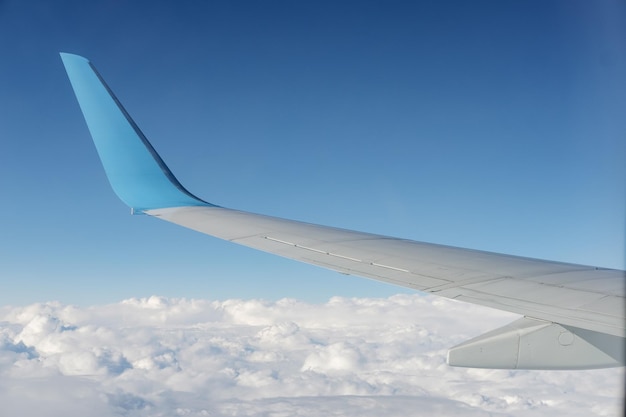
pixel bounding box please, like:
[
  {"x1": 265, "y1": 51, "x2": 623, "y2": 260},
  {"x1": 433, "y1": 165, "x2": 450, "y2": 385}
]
[
  {"x1": 447, "y1": 317, "x2": 623, "y2": 369},
  {"x1": 147, "y1": 206, "x2": 625, "y2": 340}
]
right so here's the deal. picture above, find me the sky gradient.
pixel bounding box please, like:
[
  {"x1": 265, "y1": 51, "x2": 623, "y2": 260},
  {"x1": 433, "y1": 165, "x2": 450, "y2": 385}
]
[
  {"x1": 0, "y1": 0, "x2": 624, "y2": 305},
  {"x1": 1, "y1": 2, "x2": 625, "y2": 416}
]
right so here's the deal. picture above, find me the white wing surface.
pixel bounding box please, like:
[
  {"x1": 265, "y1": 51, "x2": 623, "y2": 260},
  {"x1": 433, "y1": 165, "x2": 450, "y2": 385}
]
[{"x1": 61, "y1": 53, "x2": 625, "y2": 370}]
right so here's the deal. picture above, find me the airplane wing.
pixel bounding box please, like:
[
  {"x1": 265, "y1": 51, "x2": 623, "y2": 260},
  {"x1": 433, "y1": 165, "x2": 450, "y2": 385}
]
[{"x1": 60, "y1": 53, "x2": 625, "y2": 370}]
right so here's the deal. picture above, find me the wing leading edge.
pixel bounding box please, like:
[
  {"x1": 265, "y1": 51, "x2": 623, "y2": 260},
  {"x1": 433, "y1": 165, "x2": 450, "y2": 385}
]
[{"x1": 61, "y1": 53, "x2": 625, "y2": 370}]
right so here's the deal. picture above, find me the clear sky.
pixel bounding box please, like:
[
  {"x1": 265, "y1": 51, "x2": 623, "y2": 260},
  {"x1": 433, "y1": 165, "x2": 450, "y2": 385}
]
[{"x1": 0, "y1": 0, "x2": 624, "y2": 306}]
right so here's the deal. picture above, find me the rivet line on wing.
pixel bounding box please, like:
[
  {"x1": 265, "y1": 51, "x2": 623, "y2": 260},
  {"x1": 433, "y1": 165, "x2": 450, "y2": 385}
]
[
  {"x1": 264, "y1": 236, "x2": 415, "y2": 273},
  {"x1": 370, "y1": 262, "x2": 410, "y2": 273},
  {"x1": 264, "y1": 236, "x2": 363, "y2": 262}
]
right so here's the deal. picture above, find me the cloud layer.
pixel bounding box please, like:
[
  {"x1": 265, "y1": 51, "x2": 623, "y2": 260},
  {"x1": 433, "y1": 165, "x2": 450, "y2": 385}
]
[{"x1": 0, "y1": 294, "x2": 623, "y2": 416}]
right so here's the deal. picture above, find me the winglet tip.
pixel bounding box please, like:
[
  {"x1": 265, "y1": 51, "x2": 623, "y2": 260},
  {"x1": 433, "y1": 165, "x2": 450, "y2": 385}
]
[
  {"x1": 60, "y1": 52, "x2": 89, "y2": 65},
  {"x1": 61, "y1": 52, "x2": 215, "y2": 211}
]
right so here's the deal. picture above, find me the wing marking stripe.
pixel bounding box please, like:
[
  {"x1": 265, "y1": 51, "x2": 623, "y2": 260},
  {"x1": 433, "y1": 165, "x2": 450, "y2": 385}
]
[
  {"x1": 370, "y1": 262, "x2": 411, "y2": 273},
  {"x1": 266, "y1": 236, "x2": 415, "y2": 266},
  {"x1": 264, "y1": 235, "x2": 450, "y2": 282},
  {"x1": 265, "y1": 236, "x2": 363, "y2": 261}
]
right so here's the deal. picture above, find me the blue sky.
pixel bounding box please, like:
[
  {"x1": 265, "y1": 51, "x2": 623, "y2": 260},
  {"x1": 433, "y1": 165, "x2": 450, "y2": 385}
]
[{"x1": 0, "y1": 0, "x2": 624, "y2": 306}]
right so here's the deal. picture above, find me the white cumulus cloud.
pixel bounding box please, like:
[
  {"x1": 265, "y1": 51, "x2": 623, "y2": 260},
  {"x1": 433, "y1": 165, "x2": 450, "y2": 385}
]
[{"x1": 0, "y1": 294, "x2": 623, "y2": 416}]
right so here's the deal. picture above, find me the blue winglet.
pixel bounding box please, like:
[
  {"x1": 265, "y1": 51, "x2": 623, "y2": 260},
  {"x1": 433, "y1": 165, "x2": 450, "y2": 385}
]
[{"x1": 60, "y1": 53, "x2": 214, "y2": 212}]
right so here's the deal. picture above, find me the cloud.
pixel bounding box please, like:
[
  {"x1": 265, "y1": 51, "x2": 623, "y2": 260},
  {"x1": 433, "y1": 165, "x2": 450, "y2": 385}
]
[{"x1": 0, "y1": 294, "x2": 623, "y2": 416}]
